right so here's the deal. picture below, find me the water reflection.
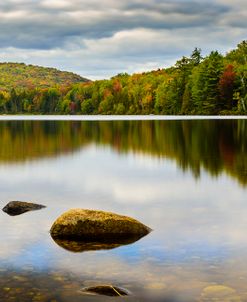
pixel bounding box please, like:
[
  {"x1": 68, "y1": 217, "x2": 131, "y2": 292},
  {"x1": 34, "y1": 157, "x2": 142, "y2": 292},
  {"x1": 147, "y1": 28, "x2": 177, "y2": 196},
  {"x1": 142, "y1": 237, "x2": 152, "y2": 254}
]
[
  {"x1": 0, "y1": 119, "x2": 247, "y2": 301},
  {"x1": 0, "y1": 120, "x2": 246, "y2": 185},
  {"x1": 0, "y1": 269, "x2": 137, "y2": 302},
  {"x1": 51, "y1": 235, "x2": 148, "y2": 253}
]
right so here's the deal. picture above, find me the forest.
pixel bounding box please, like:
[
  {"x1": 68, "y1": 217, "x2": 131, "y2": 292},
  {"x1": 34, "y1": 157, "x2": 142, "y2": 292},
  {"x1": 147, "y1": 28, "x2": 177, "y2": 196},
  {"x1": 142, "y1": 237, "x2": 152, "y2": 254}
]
[{"x1": 0, "y1": 41, "x2": 246, "y2": 115}]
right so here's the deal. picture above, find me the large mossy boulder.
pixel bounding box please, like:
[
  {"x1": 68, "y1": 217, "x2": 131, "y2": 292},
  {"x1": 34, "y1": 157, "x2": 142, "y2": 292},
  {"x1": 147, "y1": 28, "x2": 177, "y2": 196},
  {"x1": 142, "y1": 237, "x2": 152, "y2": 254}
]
[
  {"x1": 50, "y1": 209, "x2": 151, "y2": 243},
  {"x1": 2, "y1": 201, "x2": 46, "y2": 216}
]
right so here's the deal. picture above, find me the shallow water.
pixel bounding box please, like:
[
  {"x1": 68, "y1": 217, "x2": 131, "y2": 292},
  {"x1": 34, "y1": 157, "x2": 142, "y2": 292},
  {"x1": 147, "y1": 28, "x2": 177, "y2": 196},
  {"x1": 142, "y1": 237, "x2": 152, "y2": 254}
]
[{"x1": 0, "y1": 119, "x2": 246, "y2": 301}]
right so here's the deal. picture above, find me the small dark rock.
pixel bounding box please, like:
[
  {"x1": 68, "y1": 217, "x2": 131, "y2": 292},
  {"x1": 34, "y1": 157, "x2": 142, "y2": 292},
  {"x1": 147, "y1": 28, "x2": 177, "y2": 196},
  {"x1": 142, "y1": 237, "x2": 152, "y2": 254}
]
[
  {"x1": 82, "y1": 285, "x2": 130, "y2": 297},
  {"x1": 2, "y1": 201, "x2": 46, "y2": 216}
]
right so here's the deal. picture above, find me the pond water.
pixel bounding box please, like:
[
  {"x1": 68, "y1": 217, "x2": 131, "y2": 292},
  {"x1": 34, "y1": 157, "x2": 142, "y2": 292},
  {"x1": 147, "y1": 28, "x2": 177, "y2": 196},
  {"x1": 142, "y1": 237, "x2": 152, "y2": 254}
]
[{"x1": 0, "y1": 119, "x2": 246, "y2": 302}]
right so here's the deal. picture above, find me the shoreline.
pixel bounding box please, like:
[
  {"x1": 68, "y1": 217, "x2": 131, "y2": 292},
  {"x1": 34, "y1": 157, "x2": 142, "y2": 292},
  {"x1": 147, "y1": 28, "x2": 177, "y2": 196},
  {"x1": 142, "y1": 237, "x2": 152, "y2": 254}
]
[{"x1": 0, "y1": 115, "x2": 246, "y2": 121}]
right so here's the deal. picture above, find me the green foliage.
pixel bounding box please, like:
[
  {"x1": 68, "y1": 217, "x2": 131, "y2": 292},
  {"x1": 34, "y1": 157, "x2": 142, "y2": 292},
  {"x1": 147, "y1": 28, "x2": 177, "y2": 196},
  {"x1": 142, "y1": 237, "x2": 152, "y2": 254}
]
[
  {"x1": 190, "y1": 51, "x2": 224, "y2": 114},
  {"x1": 0, "y1": 41, "x2": 246, "y2": 115},
  {"x1": 81, "y1": 99, "x2": 94, "y2": 114}
]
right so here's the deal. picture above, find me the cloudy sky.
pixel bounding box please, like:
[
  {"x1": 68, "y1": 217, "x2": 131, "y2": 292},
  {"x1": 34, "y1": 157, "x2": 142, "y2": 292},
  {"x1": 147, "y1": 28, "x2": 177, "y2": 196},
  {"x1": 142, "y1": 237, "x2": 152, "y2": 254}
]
[{"x1": 0, "y1": 0, "x2": 246, "y2": 79}]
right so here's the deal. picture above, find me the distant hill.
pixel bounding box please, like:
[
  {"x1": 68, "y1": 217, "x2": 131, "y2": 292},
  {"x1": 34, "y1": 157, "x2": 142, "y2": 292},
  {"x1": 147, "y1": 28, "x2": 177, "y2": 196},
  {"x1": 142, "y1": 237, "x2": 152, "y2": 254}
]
[{"x1": 0, "y1": 62, "x2": 89, "y2": 91}]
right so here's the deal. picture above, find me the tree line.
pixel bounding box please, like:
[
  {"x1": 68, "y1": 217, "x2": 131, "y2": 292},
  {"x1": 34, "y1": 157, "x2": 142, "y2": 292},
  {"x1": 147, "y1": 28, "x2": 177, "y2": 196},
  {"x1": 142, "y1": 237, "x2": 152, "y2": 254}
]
[{"x1": 0, "y1": 41, "x2": 246, "y2": 115}]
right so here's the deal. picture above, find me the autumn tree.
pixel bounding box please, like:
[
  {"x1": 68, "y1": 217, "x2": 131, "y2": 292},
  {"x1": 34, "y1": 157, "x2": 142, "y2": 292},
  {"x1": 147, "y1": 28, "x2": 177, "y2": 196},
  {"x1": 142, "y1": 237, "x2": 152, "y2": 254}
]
[{"x1": 218, "y1": 64, "x2": 236, "y2": 110}]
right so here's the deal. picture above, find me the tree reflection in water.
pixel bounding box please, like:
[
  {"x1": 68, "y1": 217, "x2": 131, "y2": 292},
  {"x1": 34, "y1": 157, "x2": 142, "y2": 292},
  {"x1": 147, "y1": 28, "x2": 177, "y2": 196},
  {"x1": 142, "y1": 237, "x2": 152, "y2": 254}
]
[{"x1": 0, "y1": 119, "x2": 246, "y2": 185}]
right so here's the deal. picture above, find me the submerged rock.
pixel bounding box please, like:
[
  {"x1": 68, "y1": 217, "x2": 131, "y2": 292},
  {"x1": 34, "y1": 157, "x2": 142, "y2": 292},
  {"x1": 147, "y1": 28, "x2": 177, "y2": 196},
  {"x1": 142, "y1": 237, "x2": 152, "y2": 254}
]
[
  {"x1": 82, "y1": 285, "x2": 130, "y2": 297},
  {"x1": 200, "y1": 285, "x2": 240, "y2": 301},
  {"x1": 2, "y1": 201, "x2": 46, "y2": 216},
  {"x1": 50, "y1": 209, "x2": 151, "y2": 241}
]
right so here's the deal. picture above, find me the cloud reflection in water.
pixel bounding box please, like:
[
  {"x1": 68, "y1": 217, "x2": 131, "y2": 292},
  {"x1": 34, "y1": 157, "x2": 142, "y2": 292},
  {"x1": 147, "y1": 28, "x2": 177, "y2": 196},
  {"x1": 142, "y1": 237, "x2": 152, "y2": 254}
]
[{"x1": 0, "y1": 120, "x2": 246, "y2": 301}]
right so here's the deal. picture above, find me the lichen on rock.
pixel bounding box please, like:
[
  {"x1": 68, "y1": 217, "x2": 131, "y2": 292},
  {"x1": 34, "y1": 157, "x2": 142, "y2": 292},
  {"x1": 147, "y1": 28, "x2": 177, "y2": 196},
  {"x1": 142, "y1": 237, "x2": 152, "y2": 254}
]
[{"x1": 50, "y1": 209, "x2": 151, "y2": 243}]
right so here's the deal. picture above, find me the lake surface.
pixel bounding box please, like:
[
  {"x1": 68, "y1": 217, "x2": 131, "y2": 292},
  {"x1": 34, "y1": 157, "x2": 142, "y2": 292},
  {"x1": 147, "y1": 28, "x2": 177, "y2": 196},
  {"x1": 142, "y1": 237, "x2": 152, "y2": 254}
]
[{"x1": 0, "y1": 118, "x2": 246, "y2": 302}]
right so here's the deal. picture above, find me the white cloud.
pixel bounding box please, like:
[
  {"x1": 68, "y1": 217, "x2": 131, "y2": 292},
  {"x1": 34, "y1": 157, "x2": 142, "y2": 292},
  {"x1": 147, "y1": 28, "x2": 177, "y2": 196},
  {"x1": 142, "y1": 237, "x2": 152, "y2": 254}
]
[
  {"x1": 0, "y1": 0, "x2": 245, "y2": 78},
  {"x1": 41, "y1": 0, "x2": 72, "y2": 9}
]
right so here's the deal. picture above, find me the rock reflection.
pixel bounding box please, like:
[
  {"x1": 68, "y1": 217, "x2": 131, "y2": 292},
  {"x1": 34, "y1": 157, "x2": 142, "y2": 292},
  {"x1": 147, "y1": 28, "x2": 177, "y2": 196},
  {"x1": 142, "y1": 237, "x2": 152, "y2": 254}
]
[{"x1": 51, "y1": 234, "x2": 148, "y2": 253}]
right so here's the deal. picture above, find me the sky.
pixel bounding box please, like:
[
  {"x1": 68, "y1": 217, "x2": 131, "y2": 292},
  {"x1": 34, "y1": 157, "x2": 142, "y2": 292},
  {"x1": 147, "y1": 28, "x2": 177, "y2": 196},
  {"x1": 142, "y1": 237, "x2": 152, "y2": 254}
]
[{"x1": 0, "y1": 0, "x2": 246, "y2": 79}]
